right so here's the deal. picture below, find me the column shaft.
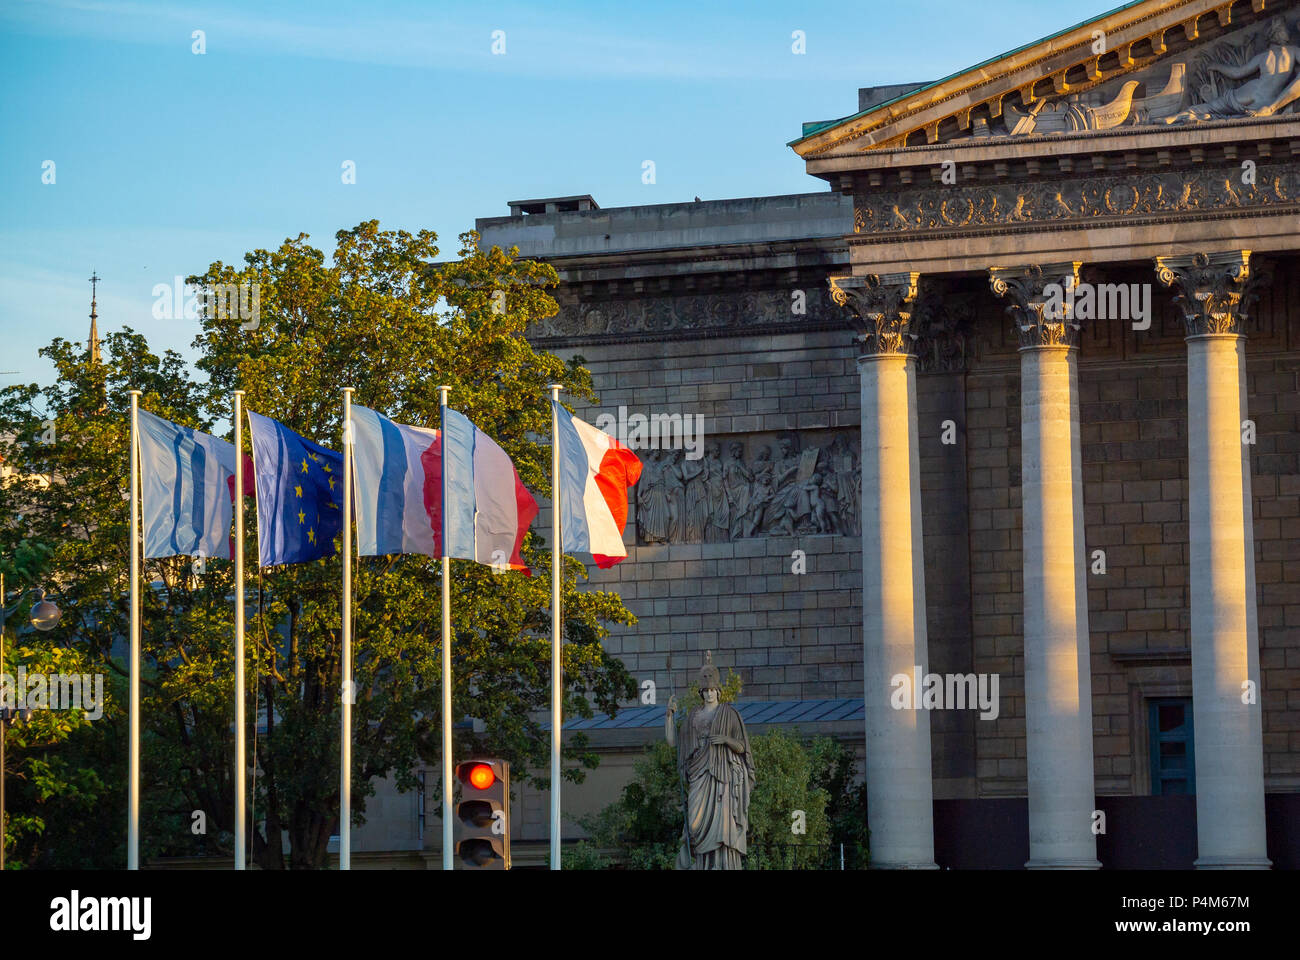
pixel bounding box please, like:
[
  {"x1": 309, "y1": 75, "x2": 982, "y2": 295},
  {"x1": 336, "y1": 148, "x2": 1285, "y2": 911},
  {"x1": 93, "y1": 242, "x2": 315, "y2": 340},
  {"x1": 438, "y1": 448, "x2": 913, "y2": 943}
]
[
  {"x1": 1186, "y1": 334, "x2": 1269, "y2": 868},
  {"x1": 860, "y1": 352, "x2": 936, "y2": 868},
  {"x1": 1155, "y1": 250, "x2": 1270, "y2": 869},
  {"x1": 1020, "y1": 345, "x2": 1099, "y2": 868}
]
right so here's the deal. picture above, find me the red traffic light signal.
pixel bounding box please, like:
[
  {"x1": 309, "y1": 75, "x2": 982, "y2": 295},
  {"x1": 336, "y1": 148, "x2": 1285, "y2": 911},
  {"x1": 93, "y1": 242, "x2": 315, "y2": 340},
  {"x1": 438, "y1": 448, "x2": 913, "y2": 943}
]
[
  {"x1": 463, "y1": 763, "x2": 495, "y2": 791},
  {"x1": 453, "y1": 759, "x2": 510, "y2": 870}
]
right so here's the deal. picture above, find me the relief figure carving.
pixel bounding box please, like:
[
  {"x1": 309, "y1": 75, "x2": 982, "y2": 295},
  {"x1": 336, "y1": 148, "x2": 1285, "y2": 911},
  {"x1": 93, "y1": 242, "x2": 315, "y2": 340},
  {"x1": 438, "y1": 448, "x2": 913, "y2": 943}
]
[
  {"x1": 639, "y1": 432, "x2": 861, "y2": 543},
  {"x1": 1169, "y1": 16, "x2": 1300, "y2": 123}
]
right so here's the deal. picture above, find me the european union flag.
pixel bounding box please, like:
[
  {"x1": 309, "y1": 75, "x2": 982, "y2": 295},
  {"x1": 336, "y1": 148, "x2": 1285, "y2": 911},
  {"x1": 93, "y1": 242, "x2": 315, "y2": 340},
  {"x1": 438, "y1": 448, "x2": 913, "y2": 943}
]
[{"x1": 247, "y1": 410, "x2": 344, "y2": 566}]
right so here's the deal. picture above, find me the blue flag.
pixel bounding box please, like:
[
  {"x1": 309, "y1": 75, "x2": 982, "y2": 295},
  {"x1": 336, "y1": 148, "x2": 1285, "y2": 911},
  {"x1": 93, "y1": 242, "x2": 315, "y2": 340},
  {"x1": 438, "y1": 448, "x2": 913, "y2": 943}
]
[
  {"x1": 137, "y1": 409, "x2": 238, "y2": 560},
  {"x1": 247, "y1": 411, "x2": 344, "y2": 566}
]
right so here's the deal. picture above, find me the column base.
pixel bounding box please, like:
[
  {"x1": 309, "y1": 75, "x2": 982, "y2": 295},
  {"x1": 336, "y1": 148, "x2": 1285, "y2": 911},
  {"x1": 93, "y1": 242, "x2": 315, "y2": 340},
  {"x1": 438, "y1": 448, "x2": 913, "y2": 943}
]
[
  {"x1": 1025, "y1": 858, "x2": 1102, "y2": 870},
  {"x1": 1194, "y1": 856, "x2": 1272, "y2": 870},
  {"x1": 868, "y1": 860, "x2": 940, "y2": 870}
]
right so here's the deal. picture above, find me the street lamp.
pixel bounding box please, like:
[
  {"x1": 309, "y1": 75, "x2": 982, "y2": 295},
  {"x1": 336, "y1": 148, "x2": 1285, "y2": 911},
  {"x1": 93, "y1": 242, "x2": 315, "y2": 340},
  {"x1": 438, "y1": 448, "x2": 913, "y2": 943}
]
[{"x1": 0, "y1": 573, "x2": 61, "y2": 870}]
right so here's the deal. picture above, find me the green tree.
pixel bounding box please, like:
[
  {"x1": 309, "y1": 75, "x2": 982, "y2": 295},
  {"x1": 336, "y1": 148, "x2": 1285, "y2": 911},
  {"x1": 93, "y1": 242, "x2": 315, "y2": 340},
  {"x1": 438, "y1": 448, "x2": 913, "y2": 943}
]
[
  {"x1": 0, "y1": 221, "x2": 639, "y2": 869},
  {"x1": 809, "y1": 735, "x2": 870, "y2": 869},
  {"x1": 1, "y1": 329, "x2": 216, "y2": 867},
  {"x1": 744, "y1": 728, "x2": 832, "y2": 869},
  {"x1": 1, "y1": 645, "x2": 124, "y2": 868}
]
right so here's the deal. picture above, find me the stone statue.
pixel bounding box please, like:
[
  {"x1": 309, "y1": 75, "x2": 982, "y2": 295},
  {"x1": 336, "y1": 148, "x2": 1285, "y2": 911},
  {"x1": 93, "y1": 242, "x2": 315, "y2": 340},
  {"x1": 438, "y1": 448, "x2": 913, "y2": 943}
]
[
  {"x1": 766, "y1": 434, "x2": 809, "y2": 535},
  {"x1": 702, "y1": 442, "x2": 729, "y2": 543},
  {"x1": 741, "y1": 445, "x2": 774, "y2": 538},
  {"x1": 664, "y1": 449, "x2": 686, "y2": 543},
  {"x1": 637, "y1": 450, "x2": 670, "y2": 543},
  {"x1": 828, "y1": 434, "x2": 859, "y2": 534},
  {"x1": 681, "y1": 450, "x2": 708, "y2": 542},
  {"x1": 1169, "y1": 17, "x2": 1300, "y2": 123},
  {"x1": 665, "y1": 652, "x2": 754, "y2": 870},
  {"x1": 722, "y1": 441, "x2": 753, "y2": 540}
]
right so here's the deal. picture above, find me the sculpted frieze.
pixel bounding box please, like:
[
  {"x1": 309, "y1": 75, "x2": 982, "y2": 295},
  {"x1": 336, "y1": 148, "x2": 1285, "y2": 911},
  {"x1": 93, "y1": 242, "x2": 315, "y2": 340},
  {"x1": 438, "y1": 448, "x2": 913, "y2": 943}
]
[
  {"x1": 636, "y1": 430, "x2": 861, "y2": 544},
  {"x1": 853, "y1": 163, "x2": 1300, "y2": 234},
  {"x1": 534, "y1": 285, "x2": 835, "y2": 339}
]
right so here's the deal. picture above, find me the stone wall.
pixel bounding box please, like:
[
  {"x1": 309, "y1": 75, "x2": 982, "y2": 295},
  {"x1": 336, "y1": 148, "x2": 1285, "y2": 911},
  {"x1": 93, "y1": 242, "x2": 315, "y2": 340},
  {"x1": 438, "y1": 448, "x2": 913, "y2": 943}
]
[
  {"x1": 549, "y1": 329, "x2": 864, "y2": 702},
  {"x1": 542, "y1": 323, "x2": 981, "y2": 797},
  {"x1": 539, "y1": 257, "x2": 1300, "y2": 801}
]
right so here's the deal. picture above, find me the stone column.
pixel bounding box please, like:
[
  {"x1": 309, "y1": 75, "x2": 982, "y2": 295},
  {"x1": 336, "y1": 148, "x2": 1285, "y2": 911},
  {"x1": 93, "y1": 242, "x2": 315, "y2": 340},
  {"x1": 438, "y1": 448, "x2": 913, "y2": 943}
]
[
  {"x1": 1154, "y1": 251, "x2": 1270, "y2": 869},
  {"x1": 990, "y1": 263, "x2": 1100, "y2": 869},
  {"x1": 831, "y1": 272, "x2": 936, "y2": 869}
]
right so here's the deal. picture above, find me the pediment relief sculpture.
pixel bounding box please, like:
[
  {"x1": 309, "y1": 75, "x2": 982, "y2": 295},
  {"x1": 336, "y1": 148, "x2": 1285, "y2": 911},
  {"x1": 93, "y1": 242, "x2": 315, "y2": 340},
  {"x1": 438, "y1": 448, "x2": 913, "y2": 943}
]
[
  {"x1": 1167, "y1": 14, "x2": 1300, "y2": 122},
  {"x1": 991, "y1": 13, "x2": 1300, "y2": 138}
]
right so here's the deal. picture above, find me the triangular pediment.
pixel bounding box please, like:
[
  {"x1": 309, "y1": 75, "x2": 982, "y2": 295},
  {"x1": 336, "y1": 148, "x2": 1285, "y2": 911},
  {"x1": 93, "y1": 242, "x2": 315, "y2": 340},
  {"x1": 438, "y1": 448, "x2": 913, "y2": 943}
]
[{"x1": 792, "y1": 0, "x2": 1300, "y2": 157}]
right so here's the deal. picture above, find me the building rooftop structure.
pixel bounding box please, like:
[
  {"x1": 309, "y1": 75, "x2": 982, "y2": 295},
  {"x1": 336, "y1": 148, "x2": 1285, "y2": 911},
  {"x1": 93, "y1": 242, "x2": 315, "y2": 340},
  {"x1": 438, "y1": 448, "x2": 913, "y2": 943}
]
[{"x1": 476, "y1": 190, "x2": 854, "y2": 260}]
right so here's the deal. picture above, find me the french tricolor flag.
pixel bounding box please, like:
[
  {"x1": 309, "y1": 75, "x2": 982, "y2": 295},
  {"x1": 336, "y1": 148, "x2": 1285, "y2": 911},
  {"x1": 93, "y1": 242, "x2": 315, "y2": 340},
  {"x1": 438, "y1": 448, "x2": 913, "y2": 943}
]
[
  {"x1": 553, "y1": 402, "x2": 643, "y2": 568},
  {"x1": 350, "y1": 404, "x2": 538, "y2": 572}
]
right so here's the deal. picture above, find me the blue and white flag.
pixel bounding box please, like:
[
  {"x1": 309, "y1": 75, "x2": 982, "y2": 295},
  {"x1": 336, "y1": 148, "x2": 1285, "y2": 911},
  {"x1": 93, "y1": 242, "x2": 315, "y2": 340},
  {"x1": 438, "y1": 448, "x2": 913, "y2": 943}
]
[
  {"x1": 137, "y1": 409, "x2": 238, "y2": 559},
  {"x1": 349, "y1": 405, "x2": 537, "y2": 569}
]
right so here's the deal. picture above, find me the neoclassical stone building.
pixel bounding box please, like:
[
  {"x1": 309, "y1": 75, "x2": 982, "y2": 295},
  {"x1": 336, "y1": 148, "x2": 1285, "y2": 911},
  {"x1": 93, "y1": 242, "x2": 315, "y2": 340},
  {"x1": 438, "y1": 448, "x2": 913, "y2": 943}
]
[
  {"x1": 334, "y1": 0, "x2": 1300, "y2": 869},
  {"x1": 787, "y1": 0, "x2": 1300, "y2": 870}
]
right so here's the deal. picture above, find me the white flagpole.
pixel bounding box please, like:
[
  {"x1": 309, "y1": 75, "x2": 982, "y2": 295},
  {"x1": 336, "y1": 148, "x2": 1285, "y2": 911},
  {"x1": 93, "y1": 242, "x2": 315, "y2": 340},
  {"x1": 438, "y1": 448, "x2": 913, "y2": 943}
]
[
  {"x1": 340, "y1": 387, "x2": 354, "y2": 870},
  {"x1": 233, "y1": 390, "x2": 246, "y2": 870},
  {"x1": 128, "y1": 388, "x2": 141, "y2": 870},
  {"x1": 549, "y1": 383, "x2": 563, "y2": 870},
  {"x1": 438, "y1": 385, "x2": 453, "y2": 871}
]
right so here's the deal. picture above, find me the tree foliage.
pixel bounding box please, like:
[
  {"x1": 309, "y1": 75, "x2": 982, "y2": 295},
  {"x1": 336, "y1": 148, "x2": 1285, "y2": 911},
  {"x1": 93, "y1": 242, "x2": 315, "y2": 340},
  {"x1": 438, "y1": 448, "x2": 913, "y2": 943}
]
[{"x1": 0, "y1": 222, "x2": 638, "y2": 868}]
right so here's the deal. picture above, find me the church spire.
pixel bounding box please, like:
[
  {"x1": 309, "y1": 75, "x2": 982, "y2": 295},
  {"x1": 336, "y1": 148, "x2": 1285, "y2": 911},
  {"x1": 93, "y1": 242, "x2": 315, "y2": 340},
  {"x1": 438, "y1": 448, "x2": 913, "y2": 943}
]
[{"x1": 87, "y1": 271, "x2": 102, "y2": 365}]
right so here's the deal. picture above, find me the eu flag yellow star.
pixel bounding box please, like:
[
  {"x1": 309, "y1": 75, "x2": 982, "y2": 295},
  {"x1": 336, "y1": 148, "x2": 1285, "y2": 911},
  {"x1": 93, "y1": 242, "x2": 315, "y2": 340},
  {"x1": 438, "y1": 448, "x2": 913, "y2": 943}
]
[{"x1": 247, "y1": 410, "x2": 344, "y2": 566}]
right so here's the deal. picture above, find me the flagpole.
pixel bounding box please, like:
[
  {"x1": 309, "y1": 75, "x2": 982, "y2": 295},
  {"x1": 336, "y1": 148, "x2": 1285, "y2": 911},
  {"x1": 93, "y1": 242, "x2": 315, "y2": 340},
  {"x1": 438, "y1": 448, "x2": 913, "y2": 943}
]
[
  {"x1": 340, "y1": 386, "x2": 354, "y2": 870},
  {"x1": 549, "y1": 383, "x2": 563, "y2": 871},
  {"x1": 233, "y1": 390, "x2": 246, "y2": 871},
  {"x1": 128, "y1": 389, "x2": 141, "y2": 870},
  {"x1": 438, "y1": 385, "x2": 453, "y2": 871}
]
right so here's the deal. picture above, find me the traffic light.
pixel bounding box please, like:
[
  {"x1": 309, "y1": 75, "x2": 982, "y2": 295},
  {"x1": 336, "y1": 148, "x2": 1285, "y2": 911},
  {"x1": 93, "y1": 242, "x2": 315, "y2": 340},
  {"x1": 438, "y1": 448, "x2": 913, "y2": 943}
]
[{"x1": 454, "y1": 759, "x2": 510, "y2": 870}]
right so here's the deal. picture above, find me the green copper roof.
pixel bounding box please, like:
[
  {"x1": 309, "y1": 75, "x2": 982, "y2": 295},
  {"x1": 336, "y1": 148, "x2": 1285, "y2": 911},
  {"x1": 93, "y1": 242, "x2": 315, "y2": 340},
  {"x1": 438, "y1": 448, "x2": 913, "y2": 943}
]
[{"x1": 789, "y1": 0, "x2": 1154, "y2": 147}]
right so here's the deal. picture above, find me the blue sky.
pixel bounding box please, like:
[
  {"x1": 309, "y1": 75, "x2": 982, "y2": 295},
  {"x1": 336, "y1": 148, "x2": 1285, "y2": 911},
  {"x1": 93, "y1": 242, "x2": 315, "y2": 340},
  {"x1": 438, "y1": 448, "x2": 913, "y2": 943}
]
[{"x1": 1, "y1": 0, "x2": 1106, "y2": 396}]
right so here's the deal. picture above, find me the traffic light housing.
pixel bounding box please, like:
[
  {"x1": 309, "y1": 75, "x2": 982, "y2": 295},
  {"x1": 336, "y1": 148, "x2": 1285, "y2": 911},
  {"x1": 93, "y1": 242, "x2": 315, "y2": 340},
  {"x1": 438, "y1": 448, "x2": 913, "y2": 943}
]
[{"x1": 454, "y1": 759, "x2": 510, "y2": 870}]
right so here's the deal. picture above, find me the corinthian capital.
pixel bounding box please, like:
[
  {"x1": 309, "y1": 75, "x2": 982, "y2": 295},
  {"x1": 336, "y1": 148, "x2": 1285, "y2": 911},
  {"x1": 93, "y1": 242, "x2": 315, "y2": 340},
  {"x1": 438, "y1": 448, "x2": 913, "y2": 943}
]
[
  {"x1": 1153, "y1": 251, "x2": 1269, "y2": 338},
  {"x1": 988, "y1": 262, "x2": 1083, "y2": 349},
  {"x1": 829, "y1": 272, "x2": 920, "y2": 357}
]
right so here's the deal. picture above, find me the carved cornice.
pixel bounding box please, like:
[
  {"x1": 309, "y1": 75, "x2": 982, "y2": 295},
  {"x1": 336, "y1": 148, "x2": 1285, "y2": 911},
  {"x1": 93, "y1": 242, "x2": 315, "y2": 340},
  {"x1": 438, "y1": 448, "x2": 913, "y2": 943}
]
[
  {"x1": 1153, "y1": 250, "x2": 1271, "y2": 336},
  {"x1": 989, "y1": 262, "x2": 1084, "y2": 348},
  {"x1": 829, "y1": 272, "x2": 920, "y2": 357},
  {"x1": 853, "y1": 163, "x2": 1300, "y2": 234}
]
